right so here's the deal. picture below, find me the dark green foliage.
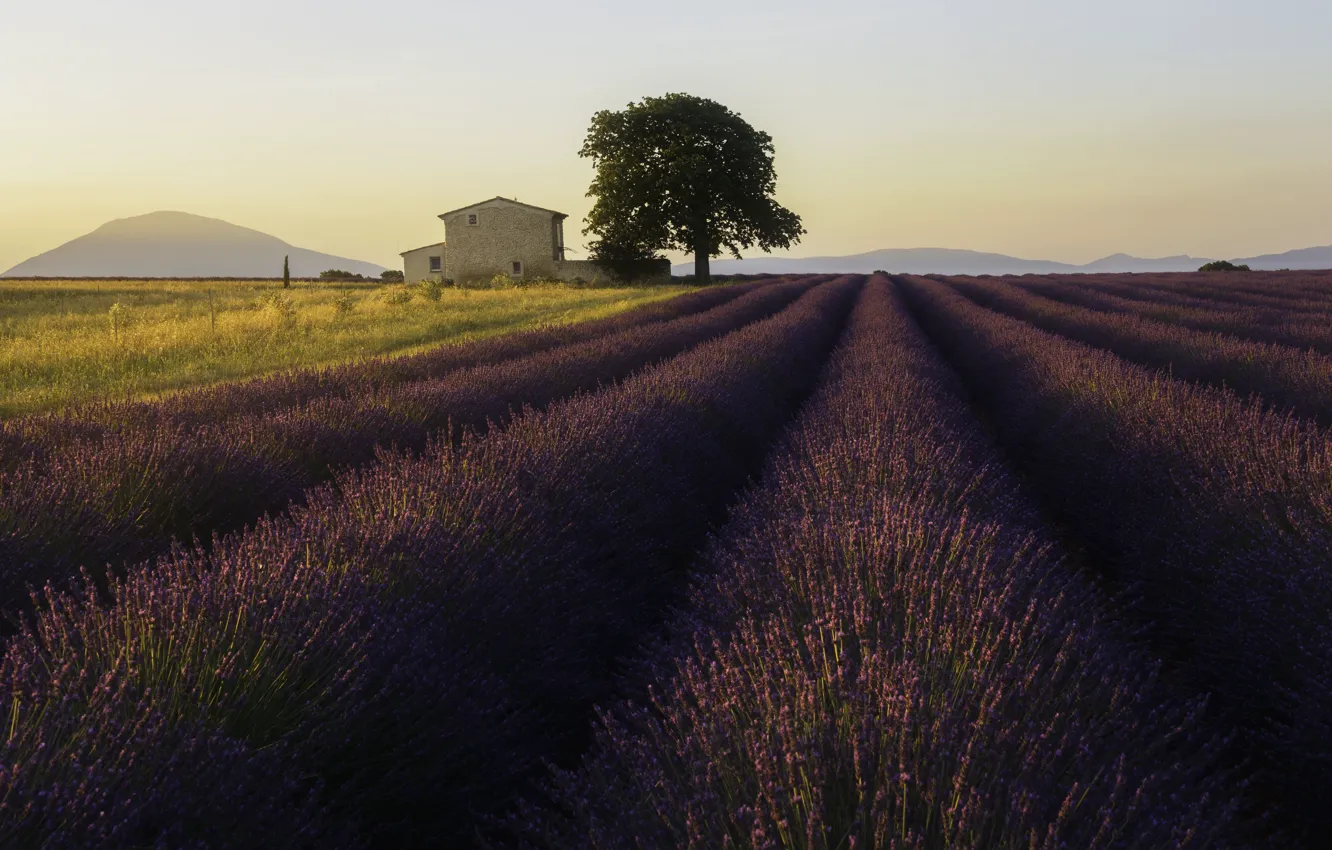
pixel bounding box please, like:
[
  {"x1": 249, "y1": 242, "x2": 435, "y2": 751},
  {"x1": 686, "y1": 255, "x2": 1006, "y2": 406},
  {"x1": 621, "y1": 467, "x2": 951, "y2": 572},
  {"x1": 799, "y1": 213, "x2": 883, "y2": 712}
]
[
  {"x1": 580, "y1": 93, "x2": 804, "y2": 284},
  {"x1": 586, "y1": 242, "x2": 665, "y2": 283},
  {"x1": 1199, "y1": 260, "x2": 1251, "y2": 272},
  {"x1": 282, "y1": 255, "x2": 290, "y2": 289},
  {"x1": 380, "y1": 270, "x2": 405, "y2": 283},
  {"x1": 319, "y1": 269, "x2": 366, "y2": 281}
]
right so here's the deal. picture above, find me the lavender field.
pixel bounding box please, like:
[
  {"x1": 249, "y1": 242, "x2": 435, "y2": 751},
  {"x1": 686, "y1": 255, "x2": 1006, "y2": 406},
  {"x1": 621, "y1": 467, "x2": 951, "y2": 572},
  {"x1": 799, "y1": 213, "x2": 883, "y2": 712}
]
[{"x1": 3, "y1": 270, "x2": 1332, "y2": 847}]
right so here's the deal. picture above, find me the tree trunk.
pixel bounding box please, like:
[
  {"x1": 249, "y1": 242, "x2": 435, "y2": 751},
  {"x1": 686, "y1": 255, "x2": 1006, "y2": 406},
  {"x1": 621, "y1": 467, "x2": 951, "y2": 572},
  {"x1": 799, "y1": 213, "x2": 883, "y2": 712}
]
[{"x1": 693, "y1": 225, "x2": 711, "y2": 285}]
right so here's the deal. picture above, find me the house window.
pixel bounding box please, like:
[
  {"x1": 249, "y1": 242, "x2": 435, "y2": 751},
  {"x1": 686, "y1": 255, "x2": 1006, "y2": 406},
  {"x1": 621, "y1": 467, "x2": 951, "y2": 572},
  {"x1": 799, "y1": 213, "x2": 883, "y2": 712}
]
[
  {"x1": 467, "y1": 213, "x2": 478, "y2": 226},
  {"x1": 511, "y1": 261, "x2": 524, "y2": 276},
  {"x1": 429, "y1": 256, "x2": 441, "y2": 272}
]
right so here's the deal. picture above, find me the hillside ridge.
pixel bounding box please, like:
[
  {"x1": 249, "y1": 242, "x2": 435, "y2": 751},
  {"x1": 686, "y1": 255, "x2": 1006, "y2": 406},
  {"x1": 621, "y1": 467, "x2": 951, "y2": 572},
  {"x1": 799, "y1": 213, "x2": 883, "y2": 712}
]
[{"x1": 2, "y1": 211, "x2": 386, "y2": 278}]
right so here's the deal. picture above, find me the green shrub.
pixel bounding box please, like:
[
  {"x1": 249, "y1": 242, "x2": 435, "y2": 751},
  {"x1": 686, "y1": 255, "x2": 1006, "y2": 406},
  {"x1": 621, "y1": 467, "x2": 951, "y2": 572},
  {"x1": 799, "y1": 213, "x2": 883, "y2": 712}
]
[
  {"x1": 1198, "y1": 260, "x2": 1251, "y2": 272},
  {"x1": 320, "y1": 269, "x2": 365, "y2": 281},
  {"x1": 416, "y1": 279, "x2": 446, "y2": 302},
  {"x1": 380, "y1": 270, "x2": 405, "y2": 283},
  {"x1": 381, "y1": 287, "x2": 413, "y2": 307}
]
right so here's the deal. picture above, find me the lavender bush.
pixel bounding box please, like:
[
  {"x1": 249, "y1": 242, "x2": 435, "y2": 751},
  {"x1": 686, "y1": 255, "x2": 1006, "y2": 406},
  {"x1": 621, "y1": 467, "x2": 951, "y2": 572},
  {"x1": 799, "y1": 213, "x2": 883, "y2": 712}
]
[
  {"x1": 945, "y1": 274, "x2": 1332, "y2": 426},
  {"x1": 513, "y1": 277, "x2": 1239, "y2": 848},
  {"x1": 1026, "y1": 275, "x2": 1332, "y2": 336},
  {"x1": 0, "y1": 278, "x2": 861, "y2": 845},
  {"x1": 901, "y1": 274, "x2": 1332, "y2": 840},
  {"x1": 0, "y1": 278, "x2": 817, "y2": 611}
]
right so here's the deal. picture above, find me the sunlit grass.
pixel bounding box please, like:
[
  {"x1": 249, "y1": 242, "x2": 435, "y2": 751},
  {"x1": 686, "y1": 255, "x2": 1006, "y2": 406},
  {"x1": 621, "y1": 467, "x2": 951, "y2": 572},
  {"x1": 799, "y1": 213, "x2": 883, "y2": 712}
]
[{"x1": 0, "y1": 279, "x2": 687, "y2": 417}]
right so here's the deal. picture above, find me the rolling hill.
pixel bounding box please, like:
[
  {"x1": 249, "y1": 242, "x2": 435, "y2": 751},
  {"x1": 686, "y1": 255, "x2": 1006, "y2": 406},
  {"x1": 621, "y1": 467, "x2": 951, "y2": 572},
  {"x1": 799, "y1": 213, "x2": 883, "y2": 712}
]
[
  {"x1": 1234, "y1": 245, "x2": 1332, "y2": 270},
  {"x1": 2, "y1": 211, "x2": 386, "y2": 278}
]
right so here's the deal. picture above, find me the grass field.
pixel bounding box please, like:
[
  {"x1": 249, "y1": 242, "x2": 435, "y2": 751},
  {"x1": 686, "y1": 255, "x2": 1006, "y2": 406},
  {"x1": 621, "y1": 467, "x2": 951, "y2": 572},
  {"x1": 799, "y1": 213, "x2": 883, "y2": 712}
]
[{"x1": 0, "y1": 278, "x2": 686, "y2": 417}]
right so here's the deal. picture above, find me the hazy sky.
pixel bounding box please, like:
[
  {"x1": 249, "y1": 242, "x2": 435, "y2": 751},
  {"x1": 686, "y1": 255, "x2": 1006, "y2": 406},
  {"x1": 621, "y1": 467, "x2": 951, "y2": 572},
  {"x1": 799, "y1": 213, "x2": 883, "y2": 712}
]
[{"x1": 4, "y1": 0, "x2": 1331, "y2": 271}]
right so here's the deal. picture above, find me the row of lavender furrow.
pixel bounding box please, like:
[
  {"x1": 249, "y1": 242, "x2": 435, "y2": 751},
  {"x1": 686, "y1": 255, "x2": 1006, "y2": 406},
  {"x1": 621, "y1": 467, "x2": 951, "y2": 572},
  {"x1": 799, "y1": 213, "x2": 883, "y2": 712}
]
[
  {"x1": 0, "y1": 277, "x2": 862, "y2": 848},
  {"x1": 899, "y1": 274, "x2": 1332, "y2": 841},
  {"x1": 0, "y1": 282, "x2": 761, "y2": 484},
  {"x1": 943, "y1": 274, "x2": 1332, "y2": 427},
  {"x1": 1045, "y1": 273, "x2": 1332, "y2": 317},
  {"x1": 1050, "y1": 271, "x2": 1332, "y2": 310},
  {"x1": 1042, "y1": 275, "x2": 1332, "y2": 324},
  {"x1": 0, "y1": 278, "x2": 817, "y2": 612},
  {"x1": 2, "y1": 280, "x2": 762, "y2": 442},
  {"x1": 1184, "y1": 271, "x2": 1332, "y2": 303},
  {"x1": 513, "y1": 278, "x2": 1237, "y2": 848},
  {"x1": 1021, "y1": 277, "x2": 1332, "y2": 353}
]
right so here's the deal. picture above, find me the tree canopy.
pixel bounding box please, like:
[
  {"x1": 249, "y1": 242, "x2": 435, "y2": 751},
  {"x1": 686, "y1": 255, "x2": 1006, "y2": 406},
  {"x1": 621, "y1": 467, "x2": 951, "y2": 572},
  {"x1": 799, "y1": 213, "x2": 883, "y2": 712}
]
[
  {"x1": 1198, "y1": 260, "x2": 1251, "y2": 272},
  {"x1": 580, "y1": 93, "x2": 804, "y2": 283}
]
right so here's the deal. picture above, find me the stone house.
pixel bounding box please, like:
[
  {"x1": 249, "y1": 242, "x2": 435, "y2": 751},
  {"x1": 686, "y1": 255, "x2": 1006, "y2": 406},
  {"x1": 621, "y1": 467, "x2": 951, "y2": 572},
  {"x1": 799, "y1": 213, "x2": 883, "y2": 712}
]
[
  {"x1": 400, "y1": 197, "x2": 669, "y2": 286},
  {"x1": 400, "y1": 242, "x2": 445, "y2": 284}
]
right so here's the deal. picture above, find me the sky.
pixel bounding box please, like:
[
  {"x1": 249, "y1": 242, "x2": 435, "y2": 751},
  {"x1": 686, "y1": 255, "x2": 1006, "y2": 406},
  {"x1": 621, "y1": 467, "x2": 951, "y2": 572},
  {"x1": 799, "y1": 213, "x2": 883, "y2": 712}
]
[{"x1": 3, "y1": 0, "x2": 1331, "y2": 271}]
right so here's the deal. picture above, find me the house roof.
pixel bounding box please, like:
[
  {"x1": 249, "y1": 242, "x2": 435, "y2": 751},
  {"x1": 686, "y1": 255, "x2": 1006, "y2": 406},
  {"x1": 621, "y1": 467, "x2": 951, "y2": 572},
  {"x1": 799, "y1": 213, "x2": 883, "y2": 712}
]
[
  {"x1": 437, "y1": 196, "x2": 568, "y2": 221},
  {"x1": 399, "y1": 242, "x2": 445, "y2": 256}
]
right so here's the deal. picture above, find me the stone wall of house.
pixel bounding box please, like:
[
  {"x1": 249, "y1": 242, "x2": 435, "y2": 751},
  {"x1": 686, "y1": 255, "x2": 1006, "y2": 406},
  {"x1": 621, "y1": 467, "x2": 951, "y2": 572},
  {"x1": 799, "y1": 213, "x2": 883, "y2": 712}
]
[
  {"x1": 401, "y1": 243, "x2": 445, "y2": 282},
  {"x1": 553, "y1": 259, "x2": 672, "y2": 286},
  {"x1": 421, "y1": 199, "x2": 674, "y2": 287},
  {"x1": 442, "y1": 202, "x2": 560, "y2": 284}
]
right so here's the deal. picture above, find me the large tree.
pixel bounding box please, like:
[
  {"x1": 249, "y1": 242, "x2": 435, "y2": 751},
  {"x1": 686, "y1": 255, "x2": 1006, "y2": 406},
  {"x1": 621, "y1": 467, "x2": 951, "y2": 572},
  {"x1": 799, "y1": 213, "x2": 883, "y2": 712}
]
[{"x1": 580, "y1": 93, "x2": 804, "y2": 283}]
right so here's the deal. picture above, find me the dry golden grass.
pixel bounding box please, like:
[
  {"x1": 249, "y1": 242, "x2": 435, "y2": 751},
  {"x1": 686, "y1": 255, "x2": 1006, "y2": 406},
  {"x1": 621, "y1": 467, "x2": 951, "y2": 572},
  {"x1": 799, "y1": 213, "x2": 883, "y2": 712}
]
[{"x1": 0, "y1": 278, "x2": 686, "y2": 417}]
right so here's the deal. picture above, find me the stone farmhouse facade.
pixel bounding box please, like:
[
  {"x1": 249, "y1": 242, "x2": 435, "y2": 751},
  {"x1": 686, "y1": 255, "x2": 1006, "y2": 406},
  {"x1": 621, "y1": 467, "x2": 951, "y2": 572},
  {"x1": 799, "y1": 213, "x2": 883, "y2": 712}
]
[{"x1": 400, "y1": 197, "x2": 670, "y2": 286}]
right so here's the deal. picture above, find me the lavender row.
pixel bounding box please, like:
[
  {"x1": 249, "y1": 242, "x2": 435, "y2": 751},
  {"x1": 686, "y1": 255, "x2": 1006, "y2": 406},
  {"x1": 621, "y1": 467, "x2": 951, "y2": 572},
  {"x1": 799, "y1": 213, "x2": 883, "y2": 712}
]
[
  {"x1": 1046, "y1": 272, "x2": 1332, "y2": 315},
  {"x1": 944, "y1": 274, "x2": 1332, "y2": 427},
  {"x1": 1049, "y1": 271, "x2": 1332, "y2": 311},
  {"x1": 0, "y1": 278, "x2": 817, "y2": 613},
  {"x1": 0, "y1": 278, "x2": 862, "y2": 847},
  {"x1": 4, "y1": 280, "x2": 762, "y2": 443},
  {"x1": 900, "y1": 274, "x2": 1332, "y2": 840},
  {"x1": 512, "y1": 277, "x2": 1238, "y2": 848},
  {"x1": 0, "y1": 281, "x2": 762, "y2": 502},
  {"x1": 1022, "y1": 276, "x2": 1332, "y2": 354},
  {"x1": 1043, "y1": 274, "x2": 1332, "y2": 322}
]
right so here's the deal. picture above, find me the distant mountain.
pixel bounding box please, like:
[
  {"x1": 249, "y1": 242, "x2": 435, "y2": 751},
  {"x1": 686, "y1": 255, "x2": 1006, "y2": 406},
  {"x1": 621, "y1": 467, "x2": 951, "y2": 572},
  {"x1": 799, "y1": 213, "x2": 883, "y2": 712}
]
[
  {"x1": 2, "y1": 211, "x2": 386, "y2": 278},
  {"x1": 1235, "y1": 245, "x2": 1332, "y2": 270},
  {"x1": 1075, "y1": 253, "x2": 1210, "y2": 273},
  {"x1": 674, "y1": 245, "x2": 1332, "y2": 276}
]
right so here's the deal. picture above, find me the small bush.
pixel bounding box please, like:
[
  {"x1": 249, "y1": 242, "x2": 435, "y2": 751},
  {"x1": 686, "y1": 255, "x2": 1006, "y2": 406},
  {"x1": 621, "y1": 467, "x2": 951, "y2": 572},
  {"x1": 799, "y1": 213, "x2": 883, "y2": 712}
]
[
  {"x1": 1198, "y1": 260, "x2": 1251, "y2": 272},
  {"x1": 380, "y1": 270, "x2": 405, "y2": 283},
  {"x1": 488, "y1": 272, "x2": 518, "y2": 289},
  {"x1": 261, "y1": 293, "x2": 298, "y2": 329},
  {"x1": 416, "y1": 279, "x2": 446, "y2": 302},
  {"x1": 332, "y1": 291, "x2": 356, "y2": 317},
  {"x1": 381, "y1": 287, "x2": 413, "y2": 307}
]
